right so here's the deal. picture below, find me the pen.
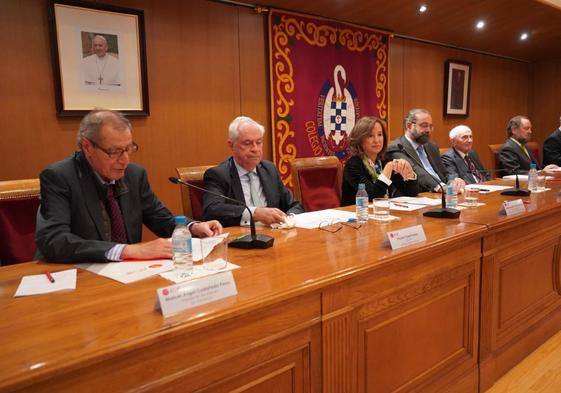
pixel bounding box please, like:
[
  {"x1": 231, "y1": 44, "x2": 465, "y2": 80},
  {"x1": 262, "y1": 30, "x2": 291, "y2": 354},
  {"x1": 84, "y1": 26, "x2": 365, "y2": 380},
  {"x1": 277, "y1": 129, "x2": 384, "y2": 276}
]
[
  {"x1": 392, "y1": 202, "x2": 409, "y2": 208},
  {"x1": 478, "y1": 189, "x2": 490, "y2": 192},
  {"x1": 45, "y1": 271, "x2": 55, "y2": 283}
]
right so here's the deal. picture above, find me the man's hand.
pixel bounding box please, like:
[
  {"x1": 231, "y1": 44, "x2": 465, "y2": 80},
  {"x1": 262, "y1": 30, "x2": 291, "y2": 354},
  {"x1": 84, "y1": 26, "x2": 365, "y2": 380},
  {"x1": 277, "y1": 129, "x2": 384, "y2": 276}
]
[
  {"x1": 121, "y1": 238, "x2": 172, "y2": 260},
  {"x1": 543, "y1": 164, "x2": 560, "y2": 173},
  {"x1": 190, "y1": 220, "x2": 223, "y2": 238},
  {"x1": 253, "y1": 207, "x2": 287, "y2": 225},
  {"x1": 452, "y1": 177, "x2": 466, "y2": 194}
]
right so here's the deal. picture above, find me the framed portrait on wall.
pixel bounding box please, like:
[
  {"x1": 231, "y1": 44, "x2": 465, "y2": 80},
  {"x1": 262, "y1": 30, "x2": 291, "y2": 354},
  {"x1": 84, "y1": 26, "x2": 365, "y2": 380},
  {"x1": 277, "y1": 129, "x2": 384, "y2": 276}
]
[
  {"x1": 48, "y1": 0, "x2": 149, "y2": 116},
  {"x1": 444, "y1": 60, "x2": 471, "y2": 117}
]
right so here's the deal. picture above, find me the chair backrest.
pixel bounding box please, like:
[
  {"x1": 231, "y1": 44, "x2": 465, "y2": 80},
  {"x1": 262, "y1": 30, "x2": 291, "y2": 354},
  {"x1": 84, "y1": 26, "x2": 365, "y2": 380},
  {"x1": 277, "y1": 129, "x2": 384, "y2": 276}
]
[
  {"x1": 526, "y1": 141, "x2": 542, "y2": 167},
  {"x1": 439, "y1": 147, "x2": 449, "y2": 156},
  {"x1": 0, "y1": 179, "x2": 40, "y2": 265},
  {"x1": 175, "y1": 165, "x2": 214, "y2": 221},
  {"x1": 290, "y1": 156, "x2": 342, "y2": 212},
  {"x1": 488, "y1": 144, "x2": 503, "y2": 176}
]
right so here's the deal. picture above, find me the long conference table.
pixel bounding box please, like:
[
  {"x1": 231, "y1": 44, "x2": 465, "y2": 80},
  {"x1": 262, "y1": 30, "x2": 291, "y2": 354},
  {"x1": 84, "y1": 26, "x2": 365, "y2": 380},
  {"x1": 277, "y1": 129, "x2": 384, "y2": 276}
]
[{"x1": 1, "y1": 179, "x2": 561, "y2": 392}]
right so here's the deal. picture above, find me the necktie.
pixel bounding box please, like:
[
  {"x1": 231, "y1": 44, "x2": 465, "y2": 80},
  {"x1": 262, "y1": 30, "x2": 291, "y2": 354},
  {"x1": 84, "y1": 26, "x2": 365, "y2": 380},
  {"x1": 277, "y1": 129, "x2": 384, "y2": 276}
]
[
  {"x1": 106, "y1": 185, "x2": 128, "y2": 243},
  {"x1": 247, "y1": 172, "x2": 265, "y2": 208},
  {"x1": 464, "y1": 155, "x2": 484, "y2": 183},
  {"x1": 416, "y1": 145, "x2": 440, "y2": 179},
  {"x1": 521, "y1": 144, "x2": 530, "y2": 159}
]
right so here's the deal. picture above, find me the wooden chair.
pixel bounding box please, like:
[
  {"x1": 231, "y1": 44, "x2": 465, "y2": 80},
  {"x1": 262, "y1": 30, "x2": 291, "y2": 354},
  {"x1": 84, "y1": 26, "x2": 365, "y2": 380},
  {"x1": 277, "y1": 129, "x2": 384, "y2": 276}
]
[
  {"x1": 290, "y1": 156, "x2": 342, "y2": 212},
  {"x1": 526, "y1": 141, "x2": 542, "y2": 167},
  {"x1": 488, "y1": 144, "x2": 503, "y2": 176},
  {"x1": 0, "y1": 179, "x2": 40, "y2": 265},
  {"x1": 175, "y1": 165, "x2": 214, "y2": 221},
  {"x1": 439, "y1": 147, "x2": 449, "y2": 156}
]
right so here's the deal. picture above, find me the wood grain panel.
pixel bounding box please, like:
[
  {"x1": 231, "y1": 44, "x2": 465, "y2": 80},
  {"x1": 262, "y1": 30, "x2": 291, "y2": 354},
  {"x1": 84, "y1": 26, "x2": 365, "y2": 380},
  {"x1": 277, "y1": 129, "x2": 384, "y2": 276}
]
[{"x1": 529, "y1": 61, "x2": 561, "y2": 145}]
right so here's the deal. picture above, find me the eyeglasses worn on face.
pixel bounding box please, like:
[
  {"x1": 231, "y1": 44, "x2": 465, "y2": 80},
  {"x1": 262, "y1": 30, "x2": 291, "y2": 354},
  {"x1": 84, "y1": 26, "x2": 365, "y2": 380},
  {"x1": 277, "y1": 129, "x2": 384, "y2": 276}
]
[
  {"x1": 412, "y1": 122, "x2": 434, "y2": 131},
  {"x1": 89, "y1": 139, "x2": 139, "y2": 159}
]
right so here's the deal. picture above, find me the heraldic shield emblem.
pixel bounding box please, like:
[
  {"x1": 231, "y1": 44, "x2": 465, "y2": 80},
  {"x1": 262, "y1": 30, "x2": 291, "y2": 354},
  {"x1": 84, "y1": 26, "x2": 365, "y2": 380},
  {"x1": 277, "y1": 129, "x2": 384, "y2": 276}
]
[{"x1": 317, "y1": 65, "x2": 360, "y2": 162}]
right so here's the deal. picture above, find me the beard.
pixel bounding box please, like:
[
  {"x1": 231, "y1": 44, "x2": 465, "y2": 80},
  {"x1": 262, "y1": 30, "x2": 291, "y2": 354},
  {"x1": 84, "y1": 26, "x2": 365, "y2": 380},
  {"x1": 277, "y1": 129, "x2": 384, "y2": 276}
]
[{"x1": 413, "y1": 133, "x2": 430, "y2": 145}]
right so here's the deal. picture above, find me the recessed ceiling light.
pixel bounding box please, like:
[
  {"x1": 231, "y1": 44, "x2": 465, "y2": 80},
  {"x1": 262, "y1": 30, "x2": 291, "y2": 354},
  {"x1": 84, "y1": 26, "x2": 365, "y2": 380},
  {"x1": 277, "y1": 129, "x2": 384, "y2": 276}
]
[
  {"x1": 476, "y1": 20, "x2": 485, "y2": 29},
  {"x1": 419, "y1": 4, "x2": 428, "y2": 13},
  {"x1": 520, "y1": 32, "x2": 529, "y2": 40}
]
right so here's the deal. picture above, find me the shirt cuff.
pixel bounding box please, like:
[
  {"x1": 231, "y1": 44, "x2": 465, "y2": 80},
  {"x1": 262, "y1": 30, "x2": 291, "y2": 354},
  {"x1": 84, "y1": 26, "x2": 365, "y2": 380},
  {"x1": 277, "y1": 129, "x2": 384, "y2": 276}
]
[
  {"x1": 378, "y1": 173, "x2": 392, "y2": 186},
  {"x1": 106, "y1": 243, "x2": 126, "y2": 261},
  {"x1": 240, "y1": 206, "x2": 257, "y2": 226},
  {"x1": 187, "y1": 221, "x2": 200, "y2": 233}
]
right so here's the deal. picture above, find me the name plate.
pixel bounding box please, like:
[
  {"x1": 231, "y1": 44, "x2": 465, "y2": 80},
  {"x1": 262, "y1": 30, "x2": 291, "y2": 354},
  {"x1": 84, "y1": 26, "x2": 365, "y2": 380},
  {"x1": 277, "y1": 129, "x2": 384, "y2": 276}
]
[
  {"x1": 501, "y1": 199, "x2": 526, "y2": 216},
  {"x1": 385, "y1": 224, "x2": 427, "y2": 250},
  {"x1": 156, "y1": 271, "x2": 237, "y2": 317}
]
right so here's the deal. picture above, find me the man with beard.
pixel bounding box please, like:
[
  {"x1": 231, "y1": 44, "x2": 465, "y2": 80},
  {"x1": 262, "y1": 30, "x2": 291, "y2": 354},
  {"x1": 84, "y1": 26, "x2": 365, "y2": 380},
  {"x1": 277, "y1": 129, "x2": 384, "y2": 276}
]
[
  {"x1": 498, "y1": 115, "x2": 559, "y2": 176},
  {"x1": 387, "y1": 108, "x2": 465, "y2": 193}
]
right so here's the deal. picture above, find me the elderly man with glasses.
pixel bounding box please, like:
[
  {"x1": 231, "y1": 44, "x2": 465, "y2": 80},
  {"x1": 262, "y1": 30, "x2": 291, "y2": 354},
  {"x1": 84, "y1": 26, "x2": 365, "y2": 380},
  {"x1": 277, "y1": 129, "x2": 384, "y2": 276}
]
[
  {"x1": 36, "y1": 108, "x2": 222, "y2": 263},
  {"x1": 387, "y1": 108, "x2": 465, "y2": 193}
]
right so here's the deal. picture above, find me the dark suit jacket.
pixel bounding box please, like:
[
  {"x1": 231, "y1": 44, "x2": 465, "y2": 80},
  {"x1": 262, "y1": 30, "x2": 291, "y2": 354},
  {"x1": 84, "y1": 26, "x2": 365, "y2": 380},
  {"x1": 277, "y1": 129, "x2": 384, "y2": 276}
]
[
  {"x1": 386, "y1": 136, "x2": 448, "y2": 192},
  {"x1": 441, "y1": 148, "x2": 491, "y2": 184},
  {"x1": 543, "y1": 128, "x2": 561, "y2": 167},
  {"x1": 498, "y1": 138, "x2": 540, "y2": 176},
  {"x1": 203, "y1": 157, "x2": 304, "y2": 227},
  {"x1": 35, "y1": 151, "x2": 177, "y2": 263},
  {"x1": 341, "y1": 155, "x2": 418, "y2": 206}
]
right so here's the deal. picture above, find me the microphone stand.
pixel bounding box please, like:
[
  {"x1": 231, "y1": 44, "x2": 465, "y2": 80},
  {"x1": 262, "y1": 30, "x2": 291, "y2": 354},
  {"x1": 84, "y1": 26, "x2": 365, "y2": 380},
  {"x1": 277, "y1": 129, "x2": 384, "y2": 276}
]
[
  {"x1": 500, "y1": 169, "x2": 531, "y2": 196},
  {"x1": 392, "y1": 143, "x2": 460, "y2": 218},
  {"x1": 168, "y1": 177, "x2": 274, "y2": 249}
]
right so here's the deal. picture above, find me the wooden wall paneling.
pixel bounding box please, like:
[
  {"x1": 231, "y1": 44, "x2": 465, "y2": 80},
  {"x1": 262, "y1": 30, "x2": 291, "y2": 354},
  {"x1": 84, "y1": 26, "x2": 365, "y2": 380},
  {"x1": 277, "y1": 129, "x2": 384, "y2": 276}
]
[
  {"x1": 529, "y1": 61, "x2": 561, "y2": 146},
  {"x1": 238, "y1": 7, "x2": 272, "y2": 161}
]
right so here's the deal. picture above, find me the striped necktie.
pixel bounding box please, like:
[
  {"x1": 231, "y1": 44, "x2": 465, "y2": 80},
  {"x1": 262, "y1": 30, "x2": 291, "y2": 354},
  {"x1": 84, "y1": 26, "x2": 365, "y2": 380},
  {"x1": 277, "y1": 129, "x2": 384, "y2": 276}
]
[{"x1": 106, "y1": 185, "x2": 128, "y2": 243}]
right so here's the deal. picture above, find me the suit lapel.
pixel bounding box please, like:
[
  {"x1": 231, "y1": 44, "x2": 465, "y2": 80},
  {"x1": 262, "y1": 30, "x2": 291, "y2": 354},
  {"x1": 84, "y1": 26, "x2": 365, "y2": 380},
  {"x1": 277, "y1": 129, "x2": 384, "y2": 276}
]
[
  {"x1": 229, "y1": 157, "x2": 246, "y2": 203},
  {"x1": 74, "y1": 153, "x2": 109, "y2": 241}
]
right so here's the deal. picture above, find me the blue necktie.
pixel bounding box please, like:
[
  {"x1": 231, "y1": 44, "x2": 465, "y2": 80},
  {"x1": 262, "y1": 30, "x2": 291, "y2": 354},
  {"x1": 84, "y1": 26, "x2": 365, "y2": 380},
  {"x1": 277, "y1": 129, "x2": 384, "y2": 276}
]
[{"x1": 416, "y1": 145, "x2": 439, "y2": 179}]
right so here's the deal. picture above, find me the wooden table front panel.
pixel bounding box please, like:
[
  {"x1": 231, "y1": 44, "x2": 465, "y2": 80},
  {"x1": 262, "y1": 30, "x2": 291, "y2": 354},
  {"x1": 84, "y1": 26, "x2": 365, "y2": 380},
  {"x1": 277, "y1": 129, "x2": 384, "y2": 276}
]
[{"x1": 322, "y1": 238, "x2": 481, "y2": 393}]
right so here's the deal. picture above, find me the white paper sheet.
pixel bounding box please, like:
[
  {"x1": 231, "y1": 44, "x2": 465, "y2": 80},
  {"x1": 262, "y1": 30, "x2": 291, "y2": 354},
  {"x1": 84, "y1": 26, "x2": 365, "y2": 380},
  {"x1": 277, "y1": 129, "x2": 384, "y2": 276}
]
[
  {"x1": 390, "y1": 196, "x2": 442, "y2": 206},
  {"x1": 76, "y1": 260, "x2": 173, "y2": 284},
  {"x1": 14, "y1": 269, "x2": 77, "y2": 297},
  {"x1": 503, "y1": 175, "x2": 554, "y2": 181},
  {"x1": 292, "y1": 209, "x2": 356, "y2": 229},
  {"x1": 464, "y1": 184, "x2": 511, "y2": 193}
]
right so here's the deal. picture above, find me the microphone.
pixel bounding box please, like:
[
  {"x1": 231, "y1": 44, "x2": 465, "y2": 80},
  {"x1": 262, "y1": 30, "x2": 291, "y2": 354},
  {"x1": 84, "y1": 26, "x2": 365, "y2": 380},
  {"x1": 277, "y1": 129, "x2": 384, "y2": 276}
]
[
  {"x1": 500, "y1": 167, "x2": 531, "y2": 196},
  {"x1": 392, "y1": 143, "x2": 460, "y2": 218},
  {"x1": 168, "y1": 176, "x2": 274, "y2": 249}
]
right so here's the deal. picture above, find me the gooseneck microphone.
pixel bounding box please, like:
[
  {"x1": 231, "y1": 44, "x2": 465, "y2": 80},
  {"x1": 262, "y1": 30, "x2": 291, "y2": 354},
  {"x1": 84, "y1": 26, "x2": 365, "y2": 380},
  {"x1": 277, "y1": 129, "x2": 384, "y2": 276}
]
[
  {"x1": 168, "y1": 177, "x2": 274, "y2": 249},
  {"x1": 500, "y1": 167, "x2": 531, "y2": 196},
  {"x1": 391, "y1": 143, "x2": 460, "y2": 219}
]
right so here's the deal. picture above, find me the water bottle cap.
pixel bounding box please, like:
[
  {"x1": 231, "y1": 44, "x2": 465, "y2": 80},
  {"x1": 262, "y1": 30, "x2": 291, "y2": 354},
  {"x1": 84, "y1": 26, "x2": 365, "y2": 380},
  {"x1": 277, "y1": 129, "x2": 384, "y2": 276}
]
[
  {"x1": 175, "y1": 215, "x2": 187, "y2": 224},
  {"x1": 358, "y1": 183, "x2": 366, "y2": 190},
  {"x1": 530, "y1": 163, "x2": 537, "y2": 169}
]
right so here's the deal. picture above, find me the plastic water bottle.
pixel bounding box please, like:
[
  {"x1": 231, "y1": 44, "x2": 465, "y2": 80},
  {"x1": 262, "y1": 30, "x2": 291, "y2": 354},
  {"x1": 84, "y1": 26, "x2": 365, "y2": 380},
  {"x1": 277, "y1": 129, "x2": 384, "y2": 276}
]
[
  {"x1": 171, "y1": 215, "x2": 192, "y2": 278},
  {"x1": 445, "y1": 176, "x2": 458, "y2": 209},
  {"x1": 528, "y1": 163, "x2": 538, "y2": 191},
  {"x1": 355, "y1": 183, "x2": 369, "y2": 224}
]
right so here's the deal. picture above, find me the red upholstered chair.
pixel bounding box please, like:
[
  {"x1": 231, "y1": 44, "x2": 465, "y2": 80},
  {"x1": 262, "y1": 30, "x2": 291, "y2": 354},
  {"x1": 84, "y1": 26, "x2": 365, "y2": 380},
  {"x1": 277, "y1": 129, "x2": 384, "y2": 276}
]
[
  {"x1": 0, "y1": 179, "x2": 40, "y2": 265},
  {"x1": 176, "y1": 165, "x2": 214, "y2": 221},
  {"x1": 526, "y1": 141, "x2": 542, "y2": 167},
  {"x1": 488, "y1": 144, "x2": 503, "y2": 177},
  {"x1": 290, "y1": 156, "x2": 342, "y2": 212}
]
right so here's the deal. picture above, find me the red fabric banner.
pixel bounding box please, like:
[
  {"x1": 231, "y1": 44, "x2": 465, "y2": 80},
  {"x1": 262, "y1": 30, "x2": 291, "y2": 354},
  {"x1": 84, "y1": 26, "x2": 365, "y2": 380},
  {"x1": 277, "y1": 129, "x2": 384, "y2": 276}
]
[{"x1": 269, "y1": 10, "x2": 390, "y2": 187}]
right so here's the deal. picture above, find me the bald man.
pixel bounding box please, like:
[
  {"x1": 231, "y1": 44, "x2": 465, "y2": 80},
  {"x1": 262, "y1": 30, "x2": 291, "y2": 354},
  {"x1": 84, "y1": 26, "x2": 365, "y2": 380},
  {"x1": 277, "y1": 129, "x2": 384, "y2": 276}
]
[
  {"x1": 82, "y1": 35, "x2": 121, "y2": 87},
  {"x1": 441, "y1": 125, "x2": 491, "y2": 184}
]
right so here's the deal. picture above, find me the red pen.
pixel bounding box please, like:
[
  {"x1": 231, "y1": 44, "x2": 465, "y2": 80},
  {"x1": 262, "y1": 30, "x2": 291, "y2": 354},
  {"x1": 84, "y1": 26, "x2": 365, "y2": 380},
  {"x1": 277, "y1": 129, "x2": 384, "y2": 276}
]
[{"x1": 45, "y1": 272, "x2": 55, "y2": 283}]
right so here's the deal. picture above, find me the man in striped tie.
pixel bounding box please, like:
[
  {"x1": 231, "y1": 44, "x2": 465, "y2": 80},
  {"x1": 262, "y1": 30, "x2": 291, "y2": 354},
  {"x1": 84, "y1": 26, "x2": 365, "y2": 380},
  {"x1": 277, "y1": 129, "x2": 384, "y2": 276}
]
[
  {"x1": 498, "y1": 115, "x2": 559, "y2": 176},
  {"x1": 441, "y1": 125, "x2": 491, "y2": 184}
]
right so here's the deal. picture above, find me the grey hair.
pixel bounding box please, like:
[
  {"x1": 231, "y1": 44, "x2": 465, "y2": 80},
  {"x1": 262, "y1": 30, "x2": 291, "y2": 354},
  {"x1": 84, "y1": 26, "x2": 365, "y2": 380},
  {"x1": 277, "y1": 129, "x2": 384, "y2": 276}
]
[
  {"x1": 506, "y1": 115, "x2": 528, "y2": 137},
  {"x1": 403, "y1": 108, "x2": 430, "y2": 129},
  {"x1": 77, "y1": 108, "x2": 131, "y2": 148},
  {"x1": 449, "y1": 125, "x2": 472, "y2": 140},
  {"x1": 228, "y1": 116, "x2": 265, "y2": 142}
]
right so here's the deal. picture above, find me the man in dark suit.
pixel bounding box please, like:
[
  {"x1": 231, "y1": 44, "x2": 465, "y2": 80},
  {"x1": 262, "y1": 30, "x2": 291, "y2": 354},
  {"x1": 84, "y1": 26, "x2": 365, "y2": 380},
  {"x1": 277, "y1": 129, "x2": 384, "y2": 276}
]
[
  {"x1": 35, "y1": 109, "x2": 222, "y2": 263},
  {"x1": 203, "y1": 116, "x2": 303, "y2": 227},
  {"x1": 543, "y1": 117, "x2": 561, "y2": 166},
  {"x1": 499, "y1": 115, "x2": 559, "y2": 176},
  {"x1": 387, "y1": 108, "x2": 465, "y2": 193},
  {"x1": 441, "y1": 125, "x2": 491, "y2": 184}
]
